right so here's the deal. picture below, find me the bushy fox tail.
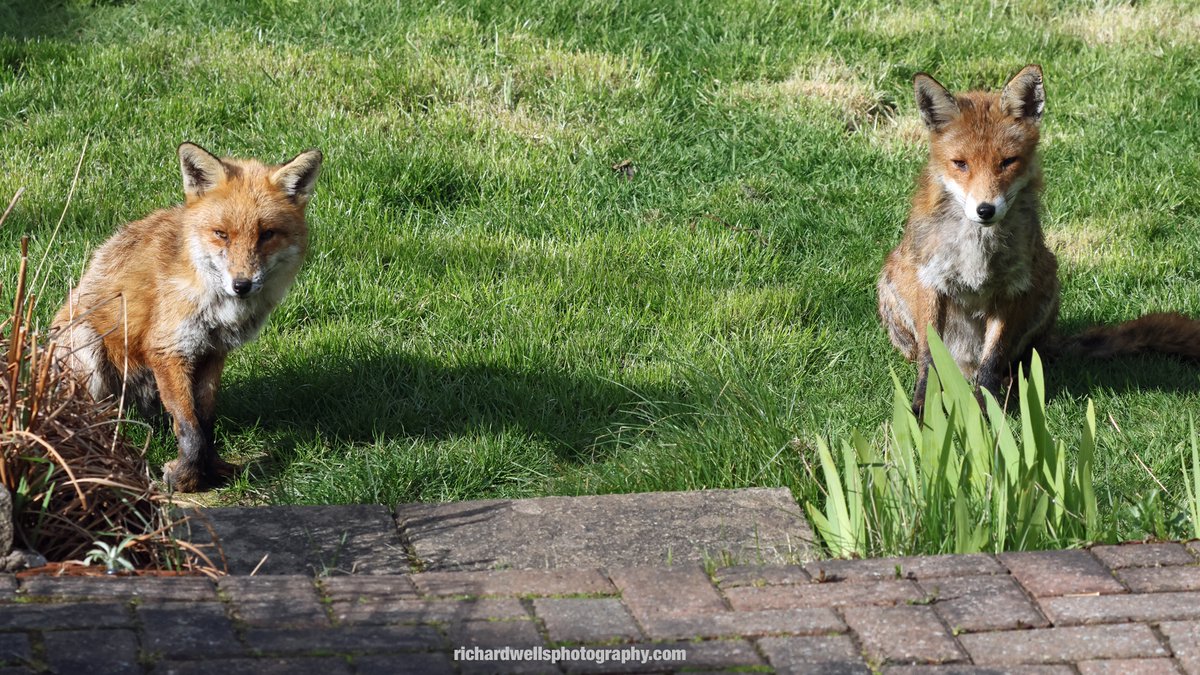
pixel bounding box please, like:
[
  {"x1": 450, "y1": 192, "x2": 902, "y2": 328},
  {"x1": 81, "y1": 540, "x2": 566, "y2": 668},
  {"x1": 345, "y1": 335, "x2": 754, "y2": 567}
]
[{"x1": 1058, "y1": 312, "x2": 1200, "y2": 360}]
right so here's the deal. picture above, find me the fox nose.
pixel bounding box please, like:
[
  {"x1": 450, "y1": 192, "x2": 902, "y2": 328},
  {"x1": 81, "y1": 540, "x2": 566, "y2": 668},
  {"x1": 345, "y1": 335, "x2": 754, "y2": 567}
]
[
  {"x1": 232, "y1": 278, "x2": 253, "y2": 296},
  {"x1": 976, "y1": 203, "x2": 997, "y2": 220}
]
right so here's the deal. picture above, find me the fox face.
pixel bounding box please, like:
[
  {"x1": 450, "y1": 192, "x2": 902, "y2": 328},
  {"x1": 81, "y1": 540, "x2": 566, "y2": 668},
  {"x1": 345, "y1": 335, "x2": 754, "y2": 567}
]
[
  {"x1": 914, "y1": 65, "x2": 1044, "y2": 226},
  {"x1": 178, "y1": 142, "x2": 322, "y2": 299}
]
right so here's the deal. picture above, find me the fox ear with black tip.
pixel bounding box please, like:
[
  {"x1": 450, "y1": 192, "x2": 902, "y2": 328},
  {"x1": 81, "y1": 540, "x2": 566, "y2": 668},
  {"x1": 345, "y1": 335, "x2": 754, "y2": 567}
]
[
  {"x1": 913, "y1": 73, "x2": 961, "y2": 132},
  {"x1": 178, "y1": 142, "x2": 226, "y2": 203},
  {"x1": 271, "y1": 149, "x2": 323, "y2": 207},
  {"x1": 1000, "y1": 64, "x2": 1044, "y2": 125}
]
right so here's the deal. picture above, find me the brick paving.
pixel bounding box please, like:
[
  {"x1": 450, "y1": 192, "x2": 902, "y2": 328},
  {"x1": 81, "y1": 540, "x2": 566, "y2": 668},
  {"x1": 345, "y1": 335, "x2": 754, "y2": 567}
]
[{"x1": 5, "y1": 494, "x2": 1200, "y2": 672}]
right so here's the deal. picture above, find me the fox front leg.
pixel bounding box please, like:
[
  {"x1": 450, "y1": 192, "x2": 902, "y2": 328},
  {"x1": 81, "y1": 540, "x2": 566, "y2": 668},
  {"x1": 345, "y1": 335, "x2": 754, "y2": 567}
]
[
  {"x1": 193, "y1": 353, "x2": 238, "y2": 484},
  {"x1": 151, "y1": 356, "x2": 207, "y2": 492}
]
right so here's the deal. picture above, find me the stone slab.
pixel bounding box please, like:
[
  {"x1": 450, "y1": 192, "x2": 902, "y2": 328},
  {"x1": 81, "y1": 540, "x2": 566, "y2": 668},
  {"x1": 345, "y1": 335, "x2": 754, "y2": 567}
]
[
  {"x1": 608, "y1": 565, "x2": 725, "y2": 619},
  {"x1": 533, "y1": 597, "x2": 642, "y2": 644},
  {"x1": 1039, "y1": 591, "x2": 1200, "y2": 625},
  {"x1": 44, "y1": 629, "x2": 140, "y2": 675},
  {"x1": 156, "y1": 658, "x2": 353, "y2": 675},
  {"x1": 806, "y1": 553, "x2": 1003, "y2": 582},
  {"x1": 1090, "y1": 543, "x2": 1196, "y2": 569},
  {"x1": 413, "y1": 569, "x2": 616, "y2": 597},
  {"x1": 1076, "y1": 659, "x2": 1182, "y2": 675},
  {"x1": 959, "y1": 624, "x2": 1168, "y2": 665},
  {"x1": 19, "y1": 576, "x2": 216, "y2": 602},
  {"x1": 758, "y1": 635, "x2": 867, "y2": 674},
  {"x1": 641, "y1": 608, "x2": 845, "y2": 640},
  {"x1": 999, "y1": 550, "x2": 1124, "y2": 597},
  {"x1": 395, "y1": 488, "x2": 813, "y2": 571},
  {"x1": 1159, "y1": 622, "x2": 1200, "y2": 675},
  {"x1": 843, "y1": 606, "x2": 965, "y2": 665},
  {"x1": 180, "y1": 505, "x2": 409, "y2": 575},
  {"x1": 919, "y1": 575, "x2": 1049, "y2": 633},
  {"x1": 724, "y1": 578, "x2": 923, "y2": 610}
]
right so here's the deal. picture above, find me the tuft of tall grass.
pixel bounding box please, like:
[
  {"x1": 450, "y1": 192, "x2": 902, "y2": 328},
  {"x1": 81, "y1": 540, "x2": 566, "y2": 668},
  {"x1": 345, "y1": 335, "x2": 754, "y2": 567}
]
[{"x1": 807, "y1": 328, "x2": 1100, "y2": 558}]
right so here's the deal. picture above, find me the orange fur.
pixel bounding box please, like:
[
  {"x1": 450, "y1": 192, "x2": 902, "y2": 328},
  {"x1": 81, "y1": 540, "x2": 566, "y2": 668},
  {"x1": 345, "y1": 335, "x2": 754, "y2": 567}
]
[{"x1": 53, "y1": 143, "x2": 322, "y2": 491}]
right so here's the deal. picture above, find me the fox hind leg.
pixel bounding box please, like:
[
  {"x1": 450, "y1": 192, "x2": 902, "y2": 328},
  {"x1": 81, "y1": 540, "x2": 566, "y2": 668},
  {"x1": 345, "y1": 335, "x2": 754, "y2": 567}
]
[{"x1": 878, "y1": 271, "x2": 919, "y2": 361}]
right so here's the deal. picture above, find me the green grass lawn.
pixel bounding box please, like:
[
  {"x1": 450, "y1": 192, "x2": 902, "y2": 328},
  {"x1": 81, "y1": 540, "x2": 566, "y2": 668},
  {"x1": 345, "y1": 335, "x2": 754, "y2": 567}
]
[{"x1": 2, "y1": 0, "x2": 1199, "y2": 541}]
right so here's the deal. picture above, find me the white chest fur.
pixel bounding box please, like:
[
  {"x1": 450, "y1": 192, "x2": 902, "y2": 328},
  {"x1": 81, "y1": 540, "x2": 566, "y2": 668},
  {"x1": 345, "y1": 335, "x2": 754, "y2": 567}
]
[{"x1": 916, "y1": 214, "x2": 1033, "y2": 306}]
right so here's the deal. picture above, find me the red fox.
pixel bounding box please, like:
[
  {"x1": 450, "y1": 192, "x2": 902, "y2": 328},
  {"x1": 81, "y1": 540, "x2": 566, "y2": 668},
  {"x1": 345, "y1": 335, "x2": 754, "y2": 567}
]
[
  {"x1": 53, "y1": 143, "x2": 322, "y2": 492},
  {"x1": 878, "y1": 65, "x2": 1200, "y2": 414}
]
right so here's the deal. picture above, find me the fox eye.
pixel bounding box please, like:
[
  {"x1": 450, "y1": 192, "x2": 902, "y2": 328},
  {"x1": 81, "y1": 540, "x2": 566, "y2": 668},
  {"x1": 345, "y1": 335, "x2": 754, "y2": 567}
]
[
  {"x1": 213, "y1": 230, "x2": 228, "y2": 240},
  {"x1": 1000, "y1": 156, "x2": 1019, "y2": 169},
  {"x1": 952, "y1": 160, "x2": 968, "y2": 171},
  {"x1": 259, "y1": 229, "x2": 276, "y2": 242}
]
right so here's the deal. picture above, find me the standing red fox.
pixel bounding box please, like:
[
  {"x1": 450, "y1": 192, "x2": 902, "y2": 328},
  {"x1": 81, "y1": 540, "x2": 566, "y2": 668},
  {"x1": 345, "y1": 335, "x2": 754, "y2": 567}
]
[
  {"x1": 54, "y1": 143, "x2": 322, "y2": 492},
  {"x1": 878, "y1": 65, "x2": 1200, "y2": 414}
]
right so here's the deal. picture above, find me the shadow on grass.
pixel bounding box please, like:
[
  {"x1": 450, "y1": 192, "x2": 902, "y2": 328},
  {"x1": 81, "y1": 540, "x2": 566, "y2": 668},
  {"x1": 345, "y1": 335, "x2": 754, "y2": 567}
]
[
  {"x1": 0, "y1": 0, "x2": 93, "y2": 40},
  {"x1": 220, "y1": 351, "x2": 685, "y2": 472}
]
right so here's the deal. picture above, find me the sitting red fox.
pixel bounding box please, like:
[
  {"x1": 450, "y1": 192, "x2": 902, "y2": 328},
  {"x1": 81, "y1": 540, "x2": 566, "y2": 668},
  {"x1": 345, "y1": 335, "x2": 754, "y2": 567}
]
[
  {"x1": 878, "y1": 65, "x2": 1200, "y2": 414},
  {"x1": 54, "y1": 143, "x2": 322, "y2": 492}
]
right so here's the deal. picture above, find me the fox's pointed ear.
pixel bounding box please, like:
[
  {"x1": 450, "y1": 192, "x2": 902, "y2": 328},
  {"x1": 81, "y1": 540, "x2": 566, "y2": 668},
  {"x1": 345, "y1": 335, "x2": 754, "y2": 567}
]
[
  {"x1": 178, "y1": 142, "x2": 225, "y2": 201},
  {"x1": 1000, "y1": 64, "x2": 1044, "y2": 124},
  {"x1": 913, "y1": 73, "x2": 960, "y2": 131},
  {"x1": 271, "y1": 149, "x2": 323, "y2": 207}
]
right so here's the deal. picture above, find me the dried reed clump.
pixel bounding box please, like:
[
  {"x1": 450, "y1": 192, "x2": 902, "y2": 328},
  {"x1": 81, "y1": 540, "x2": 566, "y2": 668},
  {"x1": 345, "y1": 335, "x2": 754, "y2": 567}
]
[{"x1": 1, "y1": 196, "x2": 221, "y2": 574}]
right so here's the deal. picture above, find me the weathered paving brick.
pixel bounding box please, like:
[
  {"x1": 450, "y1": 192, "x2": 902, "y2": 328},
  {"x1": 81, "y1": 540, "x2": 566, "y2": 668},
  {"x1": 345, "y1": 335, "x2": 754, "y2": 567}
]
[
  {"x1": 919, "y1": 575, "x2": 1048, "y2": 633},
  {"x1": 460, "y1": 661, "x2": 559, "y2": 675},
  {"x1": 218, "y1": 575, "x2": 319, "y2": 601},
  {"x1": 0, "y1": 602, "x2": 131, "y2": 630},
  {"x1": 233, "y1": 599, "x2": 329, "y2": 628},
  {"x1": 138, "y1": 602, "x2": 244, "y2": 659},
  {"x1": 243, "y1": 624, "x2": 444, "y2": 654},
  {"x1": 999, "y1": 550, "x2": 1124, "y2": 596},
  {"x1": 888, "y1": 662, "x2": 1075, "y2": 667},
  {"x1": 1039, "y1": 590, "x2": 1200, "y2": 625},
  {"x1": 724, "y1": 578, "x2": 923, "y2": 611},
  {"x1": 18, "y1": 577, "x2": 140, "y2": 600},
  {"x1": 1119, "y1": 566, "x2": 1200, "y2": 593},
  {"x1": 607, "y1": 565, "x2": 725, "y2": 618},
  {"x1": 1076, "y1": 659, "x2": 1183, "y2": 675},
  {"x1": 642, "y1": 608, "x2": 845, "y2": 640},
  {"x1": 758, "y1": 635, "x2": 867, "y2": 674},
  {"x1": 533, "y1": 598, "x2": 642, "y2": 644},
  {"x1": 805, "y1": 553, "x2": 1002, "y2": 582},
  {"x1": 43, "y1": 629, "x2": 140, "y2": 675},
  {"x1": 155, "y1": 657, "x2": 353, "y2": 675},
  {"x1": 1158, "y1": 622, "x2": 1200, "y2": 675},
  {"x1": 414, "y1": 569, "x2": 616, "y2": 597},
  {"x1": 354, "y1": 652, "x2": 457, "y2": 675},
  {"x1": 332, "y1": 598, "x2": 528, "y2": 625},
  {"x1": 560, "y1": 639, "x2": 761, "y2": 673},
  {"x1": 448, "y1": 619, "x2": 545, "y2": 649},
  {"x1": 1091, "y1": 543, "x2": 1196, "y2": 569},
  {"x1": 320, "y1": 575, "x2": 419, "y2": 602},
  {"x1": 843, "y1": 606, "x2": 964, "y2": 665},
  {"x1": 714, "y1": 564, "x2": 809, "y2": 588},
  {"x1": 960, "y1": 624, "x2": 1167, "y2": 665},
  {"x1": 19, "y1": 576, "x2": 216, "y2": 602},
  {"x1": 0, "y1": 634, "x2": 30, "y2": 664},
  {"x1": 220, "y1": 575, "x2": 328, "y2": 627}
]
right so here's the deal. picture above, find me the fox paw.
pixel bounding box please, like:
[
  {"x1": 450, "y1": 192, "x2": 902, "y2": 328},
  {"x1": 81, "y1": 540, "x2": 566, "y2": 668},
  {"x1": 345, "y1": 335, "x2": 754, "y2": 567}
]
[{"x1": 163, "y1": 460, "x2": 204, "y2": 493}]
